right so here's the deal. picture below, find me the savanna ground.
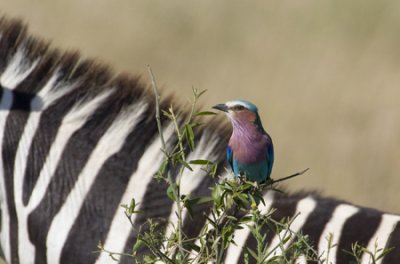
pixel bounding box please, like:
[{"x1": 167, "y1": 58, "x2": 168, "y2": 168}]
[{"x1": 2, "y1": 0, "x2": 400, "y2": 214}]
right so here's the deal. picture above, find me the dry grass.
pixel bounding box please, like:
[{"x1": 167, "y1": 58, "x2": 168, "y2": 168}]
[{"x1": 2, "y1": 0, "x2": 400, "y2": 212}]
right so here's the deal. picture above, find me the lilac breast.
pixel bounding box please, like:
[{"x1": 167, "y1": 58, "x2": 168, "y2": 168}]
[{"x1": 229, "y1": 123, "x2": 270, "y2": 164}]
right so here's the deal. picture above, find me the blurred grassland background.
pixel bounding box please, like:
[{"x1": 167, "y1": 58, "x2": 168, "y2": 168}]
[{"x1": 1, "y1": 0, "x2": 400, "y2": 212}]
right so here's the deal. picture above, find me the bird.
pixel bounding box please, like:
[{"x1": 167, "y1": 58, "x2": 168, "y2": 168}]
[{"x1": 213, "y1": 100, "x2": 274, "y2": 183}]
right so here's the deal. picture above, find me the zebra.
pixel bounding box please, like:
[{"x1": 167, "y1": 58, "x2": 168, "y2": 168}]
[{"x1": 0, "y1": 16, "x2": 399, "y2": 264}]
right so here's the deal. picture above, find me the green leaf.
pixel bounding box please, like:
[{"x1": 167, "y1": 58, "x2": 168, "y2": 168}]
[
  {"x1": 247, "y1": 247, "x2": 258, "y2": 260},
  {"x1": 185, "y1": 242, "x2": 201, "y2": 253},
  {"x1": 222, "y1": 226, "x2": 236, "y2": 247},
  {"x1": 205, "y1": 215, "x2": 217, "y2": 228},
  {"x1": 195, "y1": 111, "x2": 217, "y2": 116},
  {"x1": 128, "y1": 198, "x2": 136, "y2": 214},
  {"x1": 180, "y1": 160, "x2": 193, "y2": 171},
  {"x1": 282, "y1": 233, "x2": 292, "y2": 244},
  {"x1": 109, "y1": 253, "x2": 119, "y2": 261},
  {"x1": 161, "y1": 109, "x2": 172, "y2": 119},
  {"x1": 197, "y1": 89, "x2": 208, "y2": 97},
  {"x1": 121, "y1": 198, "x2": 140, "y2": 216},
  {"x1": 131, "y1": 239, "x2": 144, "y2": 253},
  {"x1": 377, "y1": 247, "x2": 394, "y2": 260},
  {"x1": 240, "y1": 215, "x2": 253, "y2": 223},
  {"x1": 226, "y1": 215, "x2": 238, "y2": 221},
  {"x1": 158, "y1": 159, "x2": 168, "y2": 175},
  {"x1": 222, "y1": 184, "x2": 233, "y2": 191},
  {"x1": 191, "y1": 196, "x2": 214, "y2": 205},
  {"x1": 189, "y1": 159, "x2": 211, "y2": 165},
  {"x1": 211, "y1": 164, "x2": 218, "y2": 177},
  {"x1": 167, "y1": 183, "x2": 178, "y2": 201},
  {"x1": 184, "y1": 196, "x2": 213, "y2": 217},
  {"x1": 185, "y1": 124, "x2": 195, "y2": 150},
  {"x1": 191, "y1": 122, "x2": 201, "y2": 129}
]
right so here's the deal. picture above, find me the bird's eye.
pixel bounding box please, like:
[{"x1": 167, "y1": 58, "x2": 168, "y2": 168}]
[{"x1": 233, "y1": 105, "x2": 245, "y2": 111}]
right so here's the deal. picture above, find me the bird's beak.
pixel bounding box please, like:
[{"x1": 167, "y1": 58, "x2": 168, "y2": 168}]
[{"x1": 212, "y1": 103, "x2": 228, "y2": 113}]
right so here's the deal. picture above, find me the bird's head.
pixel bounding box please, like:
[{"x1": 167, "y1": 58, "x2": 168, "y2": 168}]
[{"x1": 213, "y1": 100, "x2": 264, "y2": 130}]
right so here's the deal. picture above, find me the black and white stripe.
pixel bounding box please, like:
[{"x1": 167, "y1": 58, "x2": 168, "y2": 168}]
[{"x1": 0, "y1": 17, "x2": 399, "y2": 264}]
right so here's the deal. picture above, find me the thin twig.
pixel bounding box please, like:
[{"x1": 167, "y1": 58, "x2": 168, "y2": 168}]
[
  {"x1": 124, "y1": 212, "x2": 136, "y2": 232},
  {"x1": 268, "y1": 216, "x2": 320, "y2": 260},
  {"x1": 170, "y1": 107, "x2": 187, "y2": 172},
  {"x1": 271, "y1": 168, "x2": 310, "y2": 185},
  {"x1": 147, "y1": 65, "x2": 166, "y2": 150},
  {"x1": 147, "y1": 65, "x2": 185, "y2": 260}
]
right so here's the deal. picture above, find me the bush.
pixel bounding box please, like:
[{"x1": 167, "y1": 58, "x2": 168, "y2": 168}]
[{"x1": 98, "y1": 68, "x2": 392, "y2": 264}]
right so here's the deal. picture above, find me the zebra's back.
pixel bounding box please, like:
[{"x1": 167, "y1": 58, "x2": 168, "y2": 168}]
[{"x1": 0, "y1": 16, "x2": 399, "y2": 264}]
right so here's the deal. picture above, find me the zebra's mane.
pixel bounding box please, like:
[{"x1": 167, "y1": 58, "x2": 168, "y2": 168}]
[{"x1": 0, "y1": 16, "x2": 229, "y2": 141}]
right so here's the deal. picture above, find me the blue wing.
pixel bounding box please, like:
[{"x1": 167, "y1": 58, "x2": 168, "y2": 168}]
[
  {"x1": 226, "y1": 145, "x2": 233, "y2": 171},
  {"x1": 265, "y1": 138, "x2": 274, "y2": 178}
]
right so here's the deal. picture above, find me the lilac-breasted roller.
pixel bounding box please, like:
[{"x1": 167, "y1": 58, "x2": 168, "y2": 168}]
[{"x1": 213, "y1": 100, "x2": 274, "y2": 183}]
